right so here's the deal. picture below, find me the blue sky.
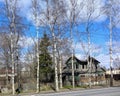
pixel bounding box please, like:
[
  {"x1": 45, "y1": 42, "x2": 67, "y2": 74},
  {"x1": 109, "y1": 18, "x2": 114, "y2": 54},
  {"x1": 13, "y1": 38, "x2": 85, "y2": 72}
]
[{"x1": 0, "y1": 0, "x2": 120, "y2": 68}]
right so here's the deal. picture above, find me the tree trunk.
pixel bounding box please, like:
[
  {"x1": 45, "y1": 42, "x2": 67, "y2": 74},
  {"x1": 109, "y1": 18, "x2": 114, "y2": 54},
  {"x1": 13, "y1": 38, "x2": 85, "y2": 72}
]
[
  {"x1": 36, "y1": 26, "x2": 40, "y2": 92},
  {"x1": 11, "y1": 32, "x2": 15, "y2": 95},
  {"x1": 59, "y1": 55, "x2": 62, "y2": 89},
  {"x1": 53, "y1": 33, "x2": 59, "y2": 91},
  {"x1": 5, "y1": 58, "x2": 9, "y2": 87},
  {"x1": 71, "y1": 49, "x2": 75, "y2": 88},
  {"x1": 109, "y1": 10, "x2": 113, "y2": 87}
]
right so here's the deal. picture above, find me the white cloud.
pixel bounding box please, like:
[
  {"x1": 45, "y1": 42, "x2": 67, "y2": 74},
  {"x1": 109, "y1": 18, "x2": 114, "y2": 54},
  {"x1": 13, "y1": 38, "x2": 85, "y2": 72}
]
[
  {"x1": 75, "y1": 54, "x2": 87, "y2": 60},
  {"x1": 105, "y1": 41, "x2": 120, "y2": 54},
  {"x1": 74, "y1": 42, "x2": 118, "y2": 68},
  {"x1": 0, "y1": 0, "x2": 32, "y2": 18},
  {"x1": 95, "y1": 41, "x2": 120, "y2": 68},
  {"x1": 74, "y1": 42, "x2": 102, "y2": 56},
  {"x1": 26, "y1": 0, "x2": 107, "y2": 25},
  {"x1": 96, "y1": 53, "x2": 110, "y2": 68},
  {"x1": 66, "y1": 0, "x2": 107, "y2": 22},
  {"x1": 18, "y1": 0, "x2": 32, "y2": 17},
  {"x1": 17, "y1": 0, "x2": 120, "y2": 27},
  {"x1": 74, "y1": 42, "x2": 111, "y2": 68},
  {"x1": 18, "y1": 36, "x2": 36, "y2": 48},
  {"x1": 96, "y1": 52, "x2": 120, "y2": 69},
  {"x1": 3, "y1": 0, "x2": 120, "y2": 24},
  {"x1": 112, "y1": 41, "x2": 120, "y2": 53}
]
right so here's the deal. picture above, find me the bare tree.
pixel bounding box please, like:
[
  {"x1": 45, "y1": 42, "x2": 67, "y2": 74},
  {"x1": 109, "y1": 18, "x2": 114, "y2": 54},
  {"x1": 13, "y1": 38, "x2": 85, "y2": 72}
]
[
  {"x1": 0, "y1": 0, "x2": 25, "y2": 94},
  {"x1": 64, "y1": 0, "x2": 85, "y2": 88},
  {"x1": 39, "y1": 0, "x2": 68, "y2": 91},
  {"x1": 31, "y1": 0, "x2": 41, "y2": 92},
  {"x1": 104, "y1": 0, "x2": 120, "y2": 86},
  {"x1": 113, "y1": 56, "x2": 120, "y2": 69},
  {"x1": 56, "y1": 37, "x2": 71, "y2": 88},
  {"x1": 0, "y1": 33, "x2": 11, "y2": 87},
  {"x1": 74, "y1": 0, "x2": 105, "y2": 88},
  {"x1": 5, "y1": 0, "x2": 18, "y2": 94}
]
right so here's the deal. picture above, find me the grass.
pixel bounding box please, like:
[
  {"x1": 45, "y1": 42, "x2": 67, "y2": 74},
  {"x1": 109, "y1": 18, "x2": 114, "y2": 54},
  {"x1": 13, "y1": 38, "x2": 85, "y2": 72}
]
[
  {"x1": 76, "y1": 85, "x2": 88, "y2": 88},
  {"x1": 63, "y1": 85, "x2": 73, "y2": 89},
  {"x1": 63, "y1": 85, "x2": 88, "y2": 89}
]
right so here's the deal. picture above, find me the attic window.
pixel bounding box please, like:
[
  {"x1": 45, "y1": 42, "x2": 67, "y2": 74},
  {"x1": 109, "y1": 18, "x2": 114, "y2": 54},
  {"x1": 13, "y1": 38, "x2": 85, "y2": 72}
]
[
  {"x1": 82, "y1": 65, "x2": 84, "y2": 69},
  {"x1": 68, "y1": 64, "x2": 71, "y2": 69},
  {"x1": 76, "y1": 64, "x2": 79, "y2": 69}
]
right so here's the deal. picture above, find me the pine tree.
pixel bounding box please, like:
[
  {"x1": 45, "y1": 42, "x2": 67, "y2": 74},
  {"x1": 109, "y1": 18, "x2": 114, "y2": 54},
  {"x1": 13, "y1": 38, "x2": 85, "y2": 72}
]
[
  {"x1": 34, "y1": 33, "x2": 53, "y2": 82},
  {"x1": 39, "y1": 33, "x2": 53, "y2": 82}
]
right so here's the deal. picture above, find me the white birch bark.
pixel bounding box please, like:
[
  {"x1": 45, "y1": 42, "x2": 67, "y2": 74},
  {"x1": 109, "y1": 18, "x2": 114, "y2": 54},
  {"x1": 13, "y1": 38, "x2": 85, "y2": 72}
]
[
  {"x1": 59, "y1": 55, "x2": 62, "y2": 89},
  {"x1": 71, "y1": 49, "x2": 75, "y2": 88},
  {"x1": 53, "y1": 33, "x2": 59, "y2": 91},
  {"x1": 31, "y1": 0, "x2": 40, "y2": 92},
  {"x1": 4, "y1": 0, "x2": 22, "y2": 94},
  {"x1": 11, "y1": 31, "x2": 15, "y2": 95},
  {"x1": 109, "y1": 6, "x2": 113, "y2": 87},
  {"x1": 36, "y1": 25, "x2": 40, "y2": 92},
  {"x1": 8, "y1": 0, "x2": 17, "y2": 94}
]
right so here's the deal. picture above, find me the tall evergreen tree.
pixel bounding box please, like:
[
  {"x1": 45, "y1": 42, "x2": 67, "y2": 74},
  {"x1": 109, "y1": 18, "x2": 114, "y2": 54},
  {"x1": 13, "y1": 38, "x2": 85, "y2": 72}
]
[
  {"x1": 39, "y1": 33, "x2": 53, "y2": 81},
  {"x1": 34, "y1": 33, "x2": 53, "y2": 82}
]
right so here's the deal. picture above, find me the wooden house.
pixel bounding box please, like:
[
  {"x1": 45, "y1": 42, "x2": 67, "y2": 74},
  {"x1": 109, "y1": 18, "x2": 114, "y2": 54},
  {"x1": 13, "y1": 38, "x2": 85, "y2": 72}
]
[
  {"x1": 0, "y1": 67, "x2": 17, "y2": 88},
  {"x1": 62, "y1": 56, "x2": 106, "y2": 86}
]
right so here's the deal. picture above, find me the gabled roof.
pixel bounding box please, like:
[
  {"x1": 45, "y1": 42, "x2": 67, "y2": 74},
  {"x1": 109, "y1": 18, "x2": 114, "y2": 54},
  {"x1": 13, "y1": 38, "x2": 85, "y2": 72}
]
[
  {"x1": 65, "y1": 56, "x2": 87, "y2": 65},
  {"x1": 65, "y1": 56, "x2": 100, "y2": 65},
  {"x1": 88, "y1": 56, "x2": 100, "y2": 64}
]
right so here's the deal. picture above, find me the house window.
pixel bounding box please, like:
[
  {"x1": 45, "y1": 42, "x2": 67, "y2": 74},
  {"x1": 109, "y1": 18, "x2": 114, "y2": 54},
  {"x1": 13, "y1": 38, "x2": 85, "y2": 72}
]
[
  {"x1": 76, "y1": 64, "x2": 79, "y2": 69},
  {"x1": 68, "y1": 64, "x2": 71, "y2": 69},
  {"x1": 81, "y1": 75, "x2": 85, "y2": 77},
  {"x1": 82, "y1": 64, "x2": 84, "y2": 69}
]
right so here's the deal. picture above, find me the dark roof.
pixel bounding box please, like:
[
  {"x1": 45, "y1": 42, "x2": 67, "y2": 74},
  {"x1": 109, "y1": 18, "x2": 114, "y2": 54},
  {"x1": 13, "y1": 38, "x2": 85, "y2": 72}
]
[
  {"x1": 99, "y1": 67, "x2": 106, "y2": 72},
  {"x1": 88, "y1": 56, "x2": 100, "y2": 64},
  {"x1": 66, "y1": 56, "x2": 87, "y2": 65},
  {"x1": 65, "y1": 56, "x2": 100, "y2": 65}
]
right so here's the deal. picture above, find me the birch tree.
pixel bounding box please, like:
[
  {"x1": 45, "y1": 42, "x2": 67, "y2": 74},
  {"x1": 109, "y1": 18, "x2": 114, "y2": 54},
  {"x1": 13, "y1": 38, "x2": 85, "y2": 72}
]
[
  {"x1": 46, "y1": 0, "x2": 59, "y2": 91},
  {"x1": 40, "y1": 0, "x2": 67, "y2": 91},
  {"x1": 31, "y1": 0, "x2": 41, "y2": 92},
  {"x1": 0, "y1": 0, "x2": 25, "y2": 94},
  {"x1": 56, "y1": 37, "x2": 71, "y2": 88},
  {"x1": 73, "y1": 0, "x2": 105, "y2": 87},
  {"x1": 65, "y1": 0, "x2": 82, "y2": 88},
  {"x1": 5, "y1": 0, "x2": 17, "y2": 94},
  {"x1": 0, "y1": 33, "x2": 11, "y2": 87},
  {"x1": 104, "y1": 0, "x2": 120, "y2": 86}
]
